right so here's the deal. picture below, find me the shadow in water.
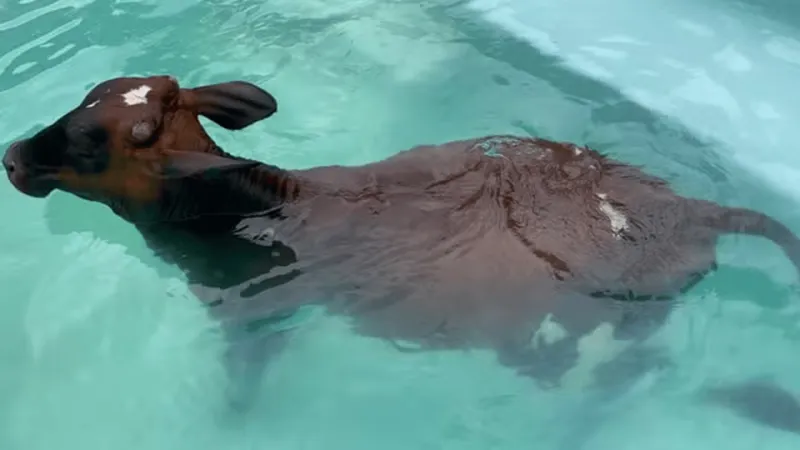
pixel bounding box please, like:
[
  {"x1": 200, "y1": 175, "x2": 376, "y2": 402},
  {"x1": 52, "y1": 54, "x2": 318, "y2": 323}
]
[{"x1": 722, "y1": 0, "x2": 800, "y2": 33}]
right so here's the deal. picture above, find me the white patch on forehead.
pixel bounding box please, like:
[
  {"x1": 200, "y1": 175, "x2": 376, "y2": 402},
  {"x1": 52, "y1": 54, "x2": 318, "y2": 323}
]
[
  {"x1": 574, "y1": 147, "x2": 583, "y2": 155},
  {"x1": 597, "y1": 192, "x2": 629, "y2": 239},
  {"x1": 121, "y1": 85, "x2": 152, "y2": 106},
  {"x1": 531, "y1": 313, "x2": 569, "y2": 348},
  {"x1": 85, "y1": 100, "x2": 99, "y2": 109}
]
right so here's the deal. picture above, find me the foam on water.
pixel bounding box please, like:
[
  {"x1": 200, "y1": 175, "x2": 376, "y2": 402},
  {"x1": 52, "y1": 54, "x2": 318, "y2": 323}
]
[{"x1": 2, "y1": 0, "x2": 800, "y2": 449}]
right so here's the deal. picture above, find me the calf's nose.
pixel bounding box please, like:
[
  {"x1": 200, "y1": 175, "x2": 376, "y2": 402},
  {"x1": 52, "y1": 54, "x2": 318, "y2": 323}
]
[{"x1": 2, "y1": 141, "x2": 19, "y2": 173}]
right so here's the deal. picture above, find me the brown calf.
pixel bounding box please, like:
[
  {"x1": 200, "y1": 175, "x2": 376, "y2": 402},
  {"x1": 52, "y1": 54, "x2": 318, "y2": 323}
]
[{"x1": 5, "y1": 75, "x2": 800, "y2": 436}]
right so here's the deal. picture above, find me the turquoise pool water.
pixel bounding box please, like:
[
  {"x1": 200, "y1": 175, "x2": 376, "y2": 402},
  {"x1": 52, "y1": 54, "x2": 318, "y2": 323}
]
[{"x1": 2, "y1": 0, "x2": 800, "y2": 449}]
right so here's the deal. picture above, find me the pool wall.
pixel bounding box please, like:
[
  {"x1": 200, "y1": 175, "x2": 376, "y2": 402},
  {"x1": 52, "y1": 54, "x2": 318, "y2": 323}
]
[{"x1": 468, "y1": 0, "x2": 800, "y2": 206}]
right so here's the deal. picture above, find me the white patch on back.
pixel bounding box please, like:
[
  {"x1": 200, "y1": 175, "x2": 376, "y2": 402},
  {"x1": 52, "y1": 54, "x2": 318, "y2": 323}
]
[
  {"x1": 531, "y1": 313, "x2": 569, "y2": 348},
  {"x1": 85, "y1": 100, "x2": 99, "y2": 109},
  {"x1": 597, "y1": 192, "x2": 629, "y2": 239},
  {"x1": 121, "y1": 85, "x2": 152, "y2": 106}
]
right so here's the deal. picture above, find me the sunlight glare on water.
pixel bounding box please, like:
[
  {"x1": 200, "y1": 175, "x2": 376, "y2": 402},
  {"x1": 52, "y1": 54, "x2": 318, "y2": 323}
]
[{"x1": 1, "y1": 0, "x2": 800, "y2": 449}]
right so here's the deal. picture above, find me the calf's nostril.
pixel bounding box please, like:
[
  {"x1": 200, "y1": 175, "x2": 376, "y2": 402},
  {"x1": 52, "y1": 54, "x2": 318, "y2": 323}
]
[{"x1": 3, "y1": 149, "x2": 17, "y2": 173}]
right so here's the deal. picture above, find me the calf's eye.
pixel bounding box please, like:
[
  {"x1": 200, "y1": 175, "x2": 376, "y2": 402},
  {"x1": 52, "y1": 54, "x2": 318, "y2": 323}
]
[{"x1": 131, "y1": 121, "x2": 154, "y2": 145}]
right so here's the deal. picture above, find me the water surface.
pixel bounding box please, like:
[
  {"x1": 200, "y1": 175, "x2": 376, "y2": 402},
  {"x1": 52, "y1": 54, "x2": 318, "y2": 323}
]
[{"x1": 2, "y1": 1, "x2": 800, "y2": 449}]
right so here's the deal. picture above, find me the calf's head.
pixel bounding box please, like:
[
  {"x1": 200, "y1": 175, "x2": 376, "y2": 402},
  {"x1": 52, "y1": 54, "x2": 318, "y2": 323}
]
[{"x1": 2, "y1": 75, "x2": 277, "y2": 221}]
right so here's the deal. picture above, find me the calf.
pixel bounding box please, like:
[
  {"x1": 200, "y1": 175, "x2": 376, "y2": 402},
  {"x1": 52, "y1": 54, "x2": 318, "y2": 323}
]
[{"x1": 5, "y1": 75, "x2": 800, "y2": 436}]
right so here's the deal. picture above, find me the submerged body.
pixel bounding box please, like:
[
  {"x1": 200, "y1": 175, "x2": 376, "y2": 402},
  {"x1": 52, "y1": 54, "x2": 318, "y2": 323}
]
[
  {"x1": 136, "y1": 133, "x2": 791, "y2": 388},
  {"x1": 4, "y1": 75, "x2": 800, "y2": 434}
]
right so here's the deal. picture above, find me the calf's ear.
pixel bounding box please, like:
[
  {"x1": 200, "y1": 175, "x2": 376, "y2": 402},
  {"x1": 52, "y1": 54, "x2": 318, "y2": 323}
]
[{"x1": 187, "y1": 81, "x2": 278, "y2": 130}]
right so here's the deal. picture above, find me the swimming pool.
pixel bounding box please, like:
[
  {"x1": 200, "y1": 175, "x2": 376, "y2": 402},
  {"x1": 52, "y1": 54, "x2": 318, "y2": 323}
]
[{"x1": 1, "y1": 0, "x2": 799, "y2": 449}]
